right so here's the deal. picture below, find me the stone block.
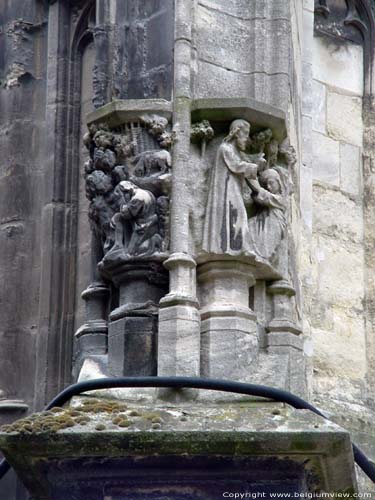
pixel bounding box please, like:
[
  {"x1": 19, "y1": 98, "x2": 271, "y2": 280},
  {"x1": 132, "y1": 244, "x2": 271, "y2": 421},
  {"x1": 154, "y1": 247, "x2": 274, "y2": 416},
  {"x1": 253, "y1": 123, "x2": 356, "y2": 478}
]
[
  {"x1": 313, "y1": 36, "x2": 364, "y2": 96},
  {"x1": 302, "y1": 9, "x2": 313, "y2": 62},
  {"x1": 312, "y1": 314, "x2": 366, "y2": 381},
  {"x1": 311, "y1": 80, "x2": 326, "y2": 134},
  {"x1": 198, "y1": 0, "x2": 255, "y2": 20},
  {"x1": 312, "y1": 184, "x2": 363, "y2": 245},
  {"x1": 267, "y1": 331, "x2": 303, "y2": 351},
  {"x1": 145, "y1": 6, "x2": 174, "y2": 70},
  {"x1": 302, "y1": 63, "x2": 313, "y2": 117},
  {"x1": 302, "y1": 114, "x2": 312, "y2": 166},
  {"x1": 108, "y1": 316, "x2": 157, "y2": 376},
  {"x1": 196, "y1": 60, "x2": 250, "y2": 99},
  {"x1": 158, "y1": 304, "x2": 200, "y2": 377},
  {"x1": 196, "y1": 4, "x2": 252, "y2": 74},
  {"x1": 300, "y1": 165, "x2": 313, "y2": 230},
  {"x1": 312, "y1": 232, "x2": 364, "y2": 307},
  {"x1": 312, "y1": 132, "x2": 340, "y2": 186},
  {"x1": 340, "y1": 143, "x2": 361, "y2": 196},
  {"x1": 327, "y1": 92, "x2": 363, "y2": 147},
  {"x1": 303, "y1": 0, "x2": 314, "y2": 13},
  {"x1": 201, "y1": 315, "x2": 258, "y2": 380}
]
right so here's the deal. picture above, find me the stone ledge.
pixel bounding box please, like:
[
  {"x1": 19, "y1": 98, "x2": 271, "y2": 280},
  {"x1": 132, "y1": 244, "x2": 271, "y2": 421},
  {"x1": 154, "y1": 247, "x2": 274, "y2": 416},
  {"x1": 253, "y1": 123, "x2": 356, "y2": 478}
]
[
  {"x1": 86, "y1": 99, "x2": 173, "y2": 127},
  {"x1": 0, "y1": 402, "x2": 357, "y2": 498},
  {"x1": 191, "y1": 97, "x2": 287, "y2": 141}
]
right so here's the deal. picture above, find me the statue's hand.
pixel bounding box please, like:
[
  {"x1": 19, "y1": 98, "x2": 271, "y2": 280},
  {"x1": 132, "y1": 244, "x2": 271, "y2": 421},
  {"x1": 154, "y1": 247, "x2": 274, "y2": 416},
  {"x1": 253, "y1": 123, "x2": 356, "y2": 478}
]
[
  {"x1": 249, "y1": 179, "x2": 261, "y2": 192},
  {"x1": 257, "y1": 157, "x2": 267, "y2": 171},
  {"x1": 244, "y1": 163, "x2": 258, "y2": 180}
]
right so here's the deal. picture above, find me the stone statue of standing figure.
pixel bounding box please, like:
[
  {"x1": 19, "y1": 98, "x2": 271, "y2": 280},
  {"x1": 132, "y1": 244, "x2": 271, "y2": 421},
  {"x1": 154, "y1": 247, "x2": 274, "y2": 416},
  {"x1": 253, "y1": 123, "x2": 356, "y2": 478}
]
[
  {"x1": 203, "y1": 120, "x2": 289, "y2": 264},
  {"x1": 202, "y1": 119, "x2": 261, "y2": 256}
]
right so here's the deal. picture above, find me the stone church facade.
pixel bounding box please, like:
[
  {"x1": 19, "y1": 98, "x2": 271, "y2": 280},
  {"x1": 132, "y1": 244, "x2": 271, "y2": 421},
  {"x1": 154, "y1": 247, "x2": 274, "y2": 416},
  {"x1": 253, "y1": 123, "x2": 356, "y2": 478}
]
[{"x1": 0, "y1": 0, "x2": 375, "y2": 498}]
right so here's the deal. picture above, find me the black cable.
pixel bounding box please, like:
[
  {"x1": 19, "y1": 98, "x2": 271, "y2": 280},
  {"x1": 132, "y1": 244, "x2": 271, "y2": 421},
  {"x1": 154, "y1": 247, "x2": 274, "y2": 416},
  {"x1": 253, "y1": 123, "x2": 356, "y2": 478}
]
[{"x1": 0, "y1": 376, "x2": 374, "y2": 484}]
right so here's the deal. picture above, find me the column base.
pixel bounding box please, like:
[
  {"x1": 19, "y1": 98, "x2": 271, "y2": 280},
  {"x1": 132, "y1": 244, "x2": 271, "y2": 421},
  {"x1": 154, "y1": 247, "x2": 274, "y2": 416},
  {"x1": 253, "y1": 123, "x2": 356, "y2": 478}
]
[
  {"x1": 108, "y1": 316, "x2": 157, "y2": 377},
  {"x1": 157, "y1": 296, "x2": 201, "y2": 400},
  {"x1": 267, "y1": 331, "x2": 306, "y2": 397},
  {"x1": 201, "y1": 307, "x2": 258, "y2": 380}
]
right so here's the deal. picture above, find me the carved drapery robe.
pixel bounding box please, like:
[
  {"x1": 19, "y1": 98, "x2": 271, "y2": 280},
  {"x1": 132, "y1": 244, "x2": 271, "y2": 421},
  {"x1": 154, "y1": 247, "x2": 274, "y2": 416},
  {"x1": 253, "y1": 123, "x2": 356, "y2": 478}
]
[
  {"x1": 248, "y1": 188, "x2": 287, "y2": 261},
  {"x1": 203, "y1": 141, "x2": 254, "y2": 255}
]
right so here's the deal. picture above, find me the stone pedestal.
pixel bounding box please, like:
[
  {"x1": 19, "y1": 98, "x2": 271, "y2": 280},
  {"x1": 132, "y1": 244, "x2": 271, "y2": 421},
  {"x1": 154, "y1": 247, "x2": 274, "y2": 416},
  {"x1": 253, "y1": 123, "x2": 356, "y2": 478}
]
[
  {"x1": 198, "y1": 260, "x2": 258, "y2": 380},
  {"x1": 0, "y1": 401, "x2": 358, "y2": 498},
  {"x1": 108, "y1": 317, "x2": 157, "y2": 376},
  {"x1": 107, "y1": 262, "x2": 168, "y2": 377},
  {"x1": 267, "y1": 280, "x2": 306, "y2": 396}
]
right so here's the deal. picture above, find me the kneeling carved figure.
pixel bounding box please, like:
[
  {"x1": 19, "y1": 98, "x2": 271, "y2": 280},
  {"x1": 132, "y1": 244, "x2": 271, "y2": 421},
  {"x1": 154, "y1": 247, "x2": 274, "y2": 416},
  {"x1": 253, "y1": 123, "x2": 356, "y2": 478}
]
[{"x1": 111, "y1": 181, "x2": 163, "y2": 257}]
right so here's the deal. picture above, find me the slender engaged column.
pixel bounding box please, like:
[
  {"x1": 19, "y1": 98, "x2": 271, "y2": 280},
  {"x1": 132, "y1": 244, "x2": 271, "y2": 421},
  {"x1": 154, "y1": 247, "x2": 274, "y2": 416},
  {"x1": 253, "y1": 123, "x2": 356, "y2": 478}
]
[
  {"x1": 157, "y1": 1, "x2": 201, "y2": 391},
  {"x1": 267, "y1": 279, "x2": 306, "y2": 396}
]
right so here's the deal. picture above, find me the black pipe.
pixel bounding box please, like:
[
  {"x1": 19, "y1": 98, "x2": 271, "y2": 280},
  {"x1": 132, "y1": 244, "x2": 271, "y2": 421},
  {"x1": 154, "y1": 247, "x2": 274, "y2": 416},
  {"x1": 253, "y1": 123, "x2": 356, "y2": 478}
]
[{"x1": 0, "y1": 376, "x2": 374, "y2": 484}]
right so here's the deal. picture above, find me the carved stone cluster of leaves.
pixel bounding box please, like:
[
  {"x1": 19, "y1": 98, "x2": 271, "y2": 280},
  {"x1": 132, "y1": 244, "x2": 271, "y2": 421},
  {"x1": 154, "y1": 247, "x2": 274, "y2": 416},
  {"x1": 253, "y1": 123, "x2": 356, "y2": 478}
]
[
  {"x1": 191, "y1": 120, "x2": 214, "y2": 144},
  {"x1": 140, "y1": 114, "x2": 174, "y2": 149}
]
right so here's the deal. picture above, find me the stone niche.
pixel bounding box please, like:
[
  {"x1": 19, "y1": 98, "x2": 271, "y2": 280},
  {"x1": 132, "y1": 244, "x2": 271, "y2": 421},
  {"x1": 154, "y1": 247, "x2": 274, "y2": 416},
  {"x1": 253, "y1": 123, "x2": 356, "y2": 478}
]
[
  {"x1": 188, "y1": 99, "x2": 305, "y2": 397},
  {"x1": 74, "y1": 99, "x2": 173, "y2": 382},
  {"x1": 72, "y1": 97, "x2": 306, "y2": 399}
]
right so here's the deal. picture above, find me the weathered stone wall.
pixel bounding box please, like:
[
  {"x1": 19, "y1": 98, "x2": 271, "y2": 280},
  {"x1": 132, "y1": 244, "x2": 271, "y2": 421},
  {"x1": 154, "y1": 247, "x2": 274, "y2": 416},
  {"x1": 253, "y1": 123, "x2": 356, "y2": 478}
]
[
  {"x1": 300, "y1": 1, "x2": 375, "y2": 491},
  {"x1": 193, "y1": 0, "x2": 292, "y2": 112},
  {"x1": 309, "y1": 34, "x2": 366, "y2": 399},
  {"x1": 0, "y1": 2, "x2": 49, "y2": 497},
  {"x1": 0, "y1": 0, "x2": 48, "y2": 412}
]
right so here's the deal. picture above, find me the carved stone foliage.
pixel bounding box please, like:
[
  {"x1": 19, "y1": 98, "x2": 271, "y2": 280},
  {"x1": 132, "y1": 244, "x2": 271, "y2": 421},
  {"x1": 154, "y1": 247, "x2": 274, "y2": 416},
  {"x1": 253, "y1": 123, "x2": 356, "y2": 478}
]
[
  {"x1": 191, "y1": 120, "x2": 214, "y2": 156},
  {"x1": 83, "y1": 115, "x2": 172, "y2": 271},
  {"x1": 202, "y1": 119, "x2": 294, "y2": 265}
]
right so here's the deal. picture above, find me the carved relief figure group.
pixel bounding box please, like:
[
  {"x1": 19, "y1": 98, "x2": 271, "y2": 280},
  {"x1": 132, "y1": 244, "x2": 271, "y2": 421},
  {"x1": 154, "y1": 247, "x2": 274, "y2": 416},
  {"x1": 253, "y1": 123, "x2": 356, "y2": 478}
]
[
  {"x1": 83, "y1": 114, "x2": 292, "y2": 271},
  {"x1": 202, "y1": 119, "x2": 292, "y2": 264},
  {"x1": 83, "y1": 115, "x2": 172, "y2": 270}
]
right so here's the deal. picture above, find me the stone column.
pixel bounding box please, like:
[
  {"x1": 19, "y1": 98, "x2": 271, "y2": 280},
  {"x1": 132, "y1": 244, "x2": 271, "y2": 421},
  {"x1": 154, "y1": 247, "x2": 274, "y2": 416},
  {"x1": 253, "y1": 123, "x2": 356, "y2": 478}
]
[
  {"x1": 267, "y1": 279, "x2": 306, "y2": 396},
  {"x1": 198, "y1": 261, "x2": 258, "y2": 380},
  {"x1": 158, "y1": 254, "x2": 200, "y2": 378},
  {"x1": 74, "y1": 283, "x2": 110, "y2": 374},
  {"x1": 157, "y1": 1, "x2": 201, "y2": 383}
]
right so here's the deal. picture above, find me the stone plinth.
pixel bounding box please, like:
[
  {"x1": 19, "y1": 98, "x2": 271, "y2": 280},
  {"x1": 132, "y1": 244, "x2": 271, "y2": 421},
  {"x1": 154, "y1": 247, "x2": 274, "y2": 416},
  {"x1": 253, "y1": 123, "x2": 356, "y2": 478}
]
[
  {"x1": 158, "y1": 254, "x2": 201, "y2": 379},
  {"x1": 104, "y1": 261, "x2": 168, "y2": 377},
  {"x1": 0, "y1": 401, "x2": 357, "y2": 499},
  {"x1": 198, "y1": 260, "x2": 257, "y2": 379},
  {"x1": 74, "y1": 283, "x2": 110, "y2": 375}
]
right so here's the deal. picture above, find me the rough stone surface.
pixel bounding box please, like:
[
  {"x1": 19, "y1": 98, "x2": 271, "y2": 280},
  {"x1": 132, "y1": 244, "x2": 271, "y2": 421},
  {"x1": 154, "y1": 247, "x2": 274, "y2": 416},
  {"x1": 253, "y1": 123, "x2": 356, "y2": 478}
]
[
  {"x1": 340, "y1": 143, "x2": 361, "y2": 196},
  {"x1": 311, "y1": 80, "x2": 326, "y2": 134},
  {"x1": 312, "y1": 36, "x2": 364, "y2": 96},
  {"x1": 312, "y1": 132, "x2": 340, "y2": 185},
  {"x1": 327, "y1": 91, "x2": 363, "y2": 147}
]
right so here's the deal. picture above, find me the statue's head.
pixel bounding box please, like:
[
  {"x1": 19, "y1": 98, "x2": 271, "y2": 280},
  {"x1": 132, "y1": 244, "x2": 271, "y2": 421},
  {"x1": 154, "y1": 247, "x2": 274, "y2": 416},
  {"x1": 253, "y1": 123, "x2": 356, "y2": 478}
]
[
  {"x1": 119, "y1": 180, "x2": 137, "y2": 201},
  {"x1": 86, "y1": 170, "x2": 113, "y2": 198},
  {"x1": 226, "y1": 119, "x2": 250, "y2": 151},
  {"x1": 266, "y1": 139, "x2": 279, "y2": 166},
  {"x1": 93, "y1": 129, "x2": 113, "y2": 149},
  {"x1": 259, "y1": 168, "x2": 282, "y2": 194}
]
